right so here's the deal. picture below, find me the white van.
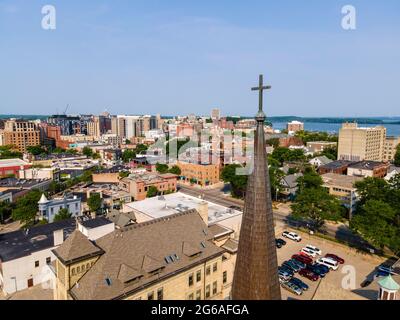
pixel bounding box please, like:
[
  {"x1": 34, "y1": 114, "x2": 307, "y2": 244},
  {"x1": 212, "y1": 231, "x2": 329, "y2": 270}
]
[{"x1": 316, "y1": 257, "x2": 339, "y2": 271}]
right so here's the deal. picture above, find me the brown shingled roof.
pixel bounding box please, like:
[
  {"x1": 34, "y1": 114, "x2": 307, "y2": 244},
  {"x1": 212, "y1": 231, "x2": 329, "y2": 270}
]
[
  {"x1": 52, "y1": 230, "x2": 103, "y2": 265},
  {"x1": 69, "y1": 209, "x2": 224, "y2": 300}
]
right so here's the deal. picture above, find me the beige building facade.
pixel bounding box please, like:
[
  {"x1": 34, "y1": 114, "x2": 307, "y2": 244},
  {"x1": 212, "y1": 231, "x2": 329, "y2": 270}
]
[
  {"x1": 337, "y1": 123, "x2": 386, "y2": 162},
  {"x1": 383, "y1": 136, "x2": 400, "y2": 162},
  {"x1": 3, "y1": 120, "x2": 41, "y2": 152},
  {"x1": 52, "y1": 210, "x2": 237, "y2": 300}
]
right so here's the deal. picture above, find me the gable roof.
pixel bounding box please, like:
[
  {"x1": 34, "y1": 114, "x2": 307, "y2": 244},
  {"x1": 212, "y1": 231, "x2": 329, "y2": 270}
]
[
  {"x1": 52, "y1": 230, "x2": 104, "y2": 265},
  {"x1": 69, "y1": 209, "x2": 224, "y2": 300},
  {"x1": 311, "y1": 156, "x2": 333, "y2": 166}
]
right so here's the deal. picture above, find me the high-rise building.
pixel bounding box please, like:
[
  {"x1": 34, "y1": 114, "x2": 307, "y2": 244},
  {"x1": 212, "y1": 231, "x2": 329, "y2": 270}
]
[
  {"x1": 286, "y1": 121, "x2": 304, "y2": 133},
  {"x1": 383, "y1": 136, "x2": 400, "y2": 162},
  {"x1": 232, "y1": 75, "x2": 281, "y2": 300},
  {"x1": 337, "y1": 123, "x2": 386, "y2": 162},
  {"x1": 211, "y1": 108, "x2": 221, "y2": 121},
  {"x1": 3, "y1": 119, "x2": 41, "y2": 152}
]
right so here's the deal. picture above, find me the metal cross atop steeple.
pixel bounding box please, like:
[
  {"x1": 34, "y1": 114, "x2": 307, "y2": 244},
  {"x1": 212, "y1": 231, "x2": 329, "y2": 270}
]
[{"x1": 251, "y1": 74, "x2": 271, "y2": 117}]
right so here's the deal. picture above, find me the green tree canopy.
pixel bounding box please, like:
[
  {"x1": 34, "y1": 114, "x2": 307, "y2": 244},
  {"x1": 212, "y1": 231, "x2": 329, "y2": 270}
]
[
  {"x1": 296, "y1": 167, "x2": 323, "y2": 192},
  {"x1": 82, "y1": 146, "x2": 93, "y2": 157},
  {"x1": 291, "y1": 188, "x2": 345, "y2": 230},
  {"x1": 0, "y1": 201, "x2": 14, "y2": 223},
  {"x1": 156, "y1": 163, "x2": 169, "y2": 174},
  {"x1": 147, "y1": 186, "x2": 159, "y2": 198},
  {"x1": 351, "y1": 200, "x2": 400, "y2": 254},
  {"x1": 168, "y1": 165, "x2": 181, "y2": 175},
  {"x1": 122, "y1": 149, "x2": 136, "y2": 163},
  {"x1": 394, "y1": 145, "x2": 400, "y2": 166},
  {"x1": 26, "y1": 145, "x2": 47, "y2": 156},
  {"x1": 54, "y1": 208, "x2": 72, "y2": 222},
  {"x1": 87, "y1": 193, "x2": 102, "y2": 213},
  {"x1": 11, "y1": 189, "x2": 42, "y2": 224},
  {"x1": 221, "y1": 164, "x2": 248, "y2": 199},
  {"x1": 0, "y1": 145, "x2": 22, "y2": 159}
]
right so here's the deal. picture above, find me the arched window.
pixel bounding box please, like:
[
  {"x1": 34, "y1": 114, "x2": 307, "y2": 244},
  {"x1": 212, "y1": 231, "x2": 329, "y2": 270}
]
[
  {"x1": 71, "y1": 268, "x2": 76, "y2": 275},
  {"x1": 77, "y1": 266, "x2": 81, "y2": 273}
]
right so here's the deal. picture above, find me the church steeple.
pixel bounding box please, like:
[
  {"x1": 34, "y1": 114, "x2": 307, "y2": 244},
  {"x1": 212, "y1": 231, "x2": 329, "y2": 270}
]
[{"x1": 231, "y1": 74, "x2": 281, "y2": 300}]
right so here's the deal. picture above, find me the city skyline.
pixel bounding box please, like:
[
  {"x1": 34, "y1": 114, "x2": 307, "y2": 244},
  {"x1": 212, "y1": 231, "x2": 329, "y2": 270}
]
[{"x1": 1, "y1": 0, "x2": 400, "y2": 117}]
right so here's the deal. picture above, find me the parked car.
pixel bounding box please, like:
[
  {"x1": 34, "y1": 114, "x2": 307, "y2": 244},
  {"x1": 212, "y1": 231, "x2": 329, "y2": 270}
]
[
  {"x1": 313, "y1": 263, "x2": 330, "y2": 274},
  {"x1": 292, "y1": 254, "x2": 313, "y2": 265},
  {"x1": 276, "y1": 238, "x2": 287, "y2": 247},
  {"x1": 301, "y1": 248, "x2": 317, "y2": 258},
  {"x1": 378, "y1": 266, "x2": 397, "y2": 275},
  {"x1": 282, "y1": 231, "x2": 302, "y2": 242},
  {"x1": 305, "y1": 245, "x2": 322, "y2": 255},
  {"x1": 316, "y1": 257, "x2": 339, "y2": 271},
  {"x1": 299, "y1": 268, "x2": 319, "y2": 281},
  {"x1": 290, "y1": 258, "x2": 306, "y2": 270},
  {"x1": 289, "y1": 277, "x2": 309, "y2": 291},
  {"x1": 281, "y1": 281, "x2": 303, "y2": 296},
  {"x1": 325, "y1": 253, "x2": 345, "y2": 264},
  {"x1": 306, "y1": 265, "x2": 327, "y2": 278},
  {"x1": 282, "y1": 260, "x2": 301, "y2": 273},
  {"x1": 279, "y1": 266, "x2": 294, "y2": 277},
  {"x1": 278, "y1": 268, "x2": 293, "y2": 281}
]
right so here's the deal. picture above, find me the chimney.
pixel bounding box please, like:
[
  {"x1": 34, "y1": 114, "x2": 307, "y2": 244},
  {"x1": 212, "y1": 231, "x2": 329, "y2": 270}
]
[
  {"x1": 86, "y1": 190, "x2": 91, "y2": 200},
  {"x1": 197, "y1": 201, "x2": 208, "y2": 225},
  {"x1": 54, "y1": 229, "x2": 64, "y2": 246},
  {"x1": 91, "y1": 211, "x2": 97, "y2": 220}
]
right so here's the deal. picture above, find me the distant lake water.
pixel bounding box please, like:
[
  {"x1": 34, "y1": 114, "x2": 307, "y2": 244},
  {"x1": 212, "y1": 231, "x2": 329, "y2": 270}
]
[{"x1": 271, "y1": 121, "x2": 400, "y2": 137}]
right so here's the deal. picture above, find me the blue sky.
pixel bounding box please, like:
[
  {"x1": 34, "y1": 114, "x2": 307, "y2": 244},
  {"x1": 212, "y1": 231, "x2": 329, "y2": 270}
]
[{"x1": 0, "y1": 0, "x2": 399, "y2": 117}]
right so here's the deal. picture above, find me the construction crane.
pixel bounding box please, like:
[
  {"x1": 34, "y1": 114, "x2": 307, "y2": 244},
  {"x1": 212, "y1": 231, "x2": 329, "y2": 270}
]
[{"x1": 63, "y1": 104, "x2": 70, "y2": 115}]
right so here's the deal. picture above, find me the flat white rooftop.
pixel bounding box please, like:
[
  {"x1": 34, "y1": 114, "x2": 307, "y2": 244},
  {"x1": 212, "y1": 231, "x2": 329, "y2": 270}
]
[{"x1": 124, "y1": 192, "x2": 242, "y2": 226}]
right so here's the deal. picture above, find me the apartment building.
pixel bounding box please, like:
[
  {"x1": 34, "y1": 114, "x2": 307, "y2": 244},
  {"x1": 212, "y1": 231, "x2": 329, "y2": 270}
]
[
  {"x1": 2, "y1": 120, "x2": 41, "y2": 153},
  {"x1": 286, "y1": 121, "x2": 304, "y2": 133},
  {"x1": 337, "y1": 123, "x2": 386, "y2": 162},
  {"x1": 119, "y1": 172, "x2": 177, "y2": 201},
  {"x1": 384, "y1": 136, "x2": 400, "y2": 162},
  {"x1": 177, "y1": 161, "x2": 220, "y2": 186}
]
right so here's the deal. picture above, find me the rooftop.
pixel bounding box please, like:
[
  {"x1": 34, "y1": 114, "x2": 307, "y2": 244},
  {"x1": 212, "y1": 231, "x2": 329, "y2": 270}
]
[
  {"x1": 322, "y1": 173, "x2": 364, "y2": 189},
  {"x1": 124, "y1": 192, "x2": 242, "y2": 225},
  {"x1": 0, "y1": 219, "x2": 76, "y2": 262},
  {"x1": 0, "y1": 177, "x2": 51, "y2": 189},
  {"x1": 78, "y1": 216, "x2": 113, "y2": 229},
  {"x1": 0, "y1": 158, "x2": 29, "y2": 168},
  {"x1": 69, "y1": 210, "x2": 224, "y2": 300},
  {"x1": 319, "y1": 160, "x2": 354, "y2": 170},
  {"x1": 348, "y1": 161, "x2": 388, "y2": 170}
]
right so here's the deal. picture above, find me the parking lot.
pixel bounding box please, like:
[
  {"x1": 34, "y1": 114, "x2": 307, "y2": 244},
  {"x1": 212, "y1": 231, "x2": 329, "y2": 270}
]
[{"x1": 275, "y1": 227, "x2": 387, "y2": 300}]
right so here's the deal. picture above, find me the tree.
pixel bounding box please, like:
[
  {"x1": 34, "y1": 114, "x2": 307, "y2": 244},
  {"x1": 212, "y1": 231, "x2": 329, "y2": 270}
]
[
  {"x1": 119, "y1": 171, "x2": 130, "y2": 179},
  {"x1": 269, "y1": 167, "x2": 285, "y2": 201},
  {"x1": 156, "y1": 163, "x2": 169, "y2": 174},
  {"x1": 351, "y1": 200, "x2": 400, "y2": 254},
  {"x1": 394, "y1": 145, "x2": 400, "y2": 166},
  {"x1": 296, "y1": 167, "x2": 323, "y2": 192},
  {"x1": 147, "y1": 186, "x2": 158, "y2": 198},
  {"x1": 122, "y1": 149, "x2": 136, "y2": 163},
  {"x1": 354, "y1": 177, "x2": 390, "y2": 206},
  {"x1": 54, "y1": 208, "x2": 72, "y2": 222},
  {"x1": 266, "y1": 138, "x2": 280, "y2": 148},
  {"x1": 0, "y1": 145, "x2": 22, "y2": 159},
  {"x1": 169, "y1": 165, "x2": 181, "y2": 175},
  {"x1": 0, "y1": 201, "x2": 13, "y2": 223},
  {"x1": 11, "y1": 190, "x2": 42, "y2": 224},
  {"x1": 291, "y1": 188, "x2": 345, "y2": 230},
  {"x1": 27, "y1": 145, "x2": 47, "y2": 156},
  {"x1": 82, "y1": 147, "x2": 93, "y2": 158},
  {"x1": 221, "y1": 164, "x2": 248, "y2": 199},
  {"x1": 87, "y1": 193, "x2": 102, "y2": 213}
]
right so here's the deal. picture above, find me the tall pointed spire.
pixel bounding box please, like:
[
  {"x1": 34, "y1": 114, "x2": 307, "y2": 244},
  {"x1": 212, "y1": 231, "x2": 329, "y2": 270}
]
[{"x1": 231, "y1": 74, "x2": 281, "y2": 300}]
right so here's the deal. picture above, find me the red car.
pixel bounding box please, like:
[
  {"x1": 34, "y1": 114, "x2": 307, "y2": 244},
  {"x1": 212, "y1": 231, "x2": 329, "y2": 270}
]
[
  {"x1": 292, "y1": 254, "x2": 313, "y2": 265},
  {"x1": 299, "y1": 269, "x2": 319, "y2": 281},
  {"x1": 325, "y1": 254, "x2": 345, "y2": 264}
]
